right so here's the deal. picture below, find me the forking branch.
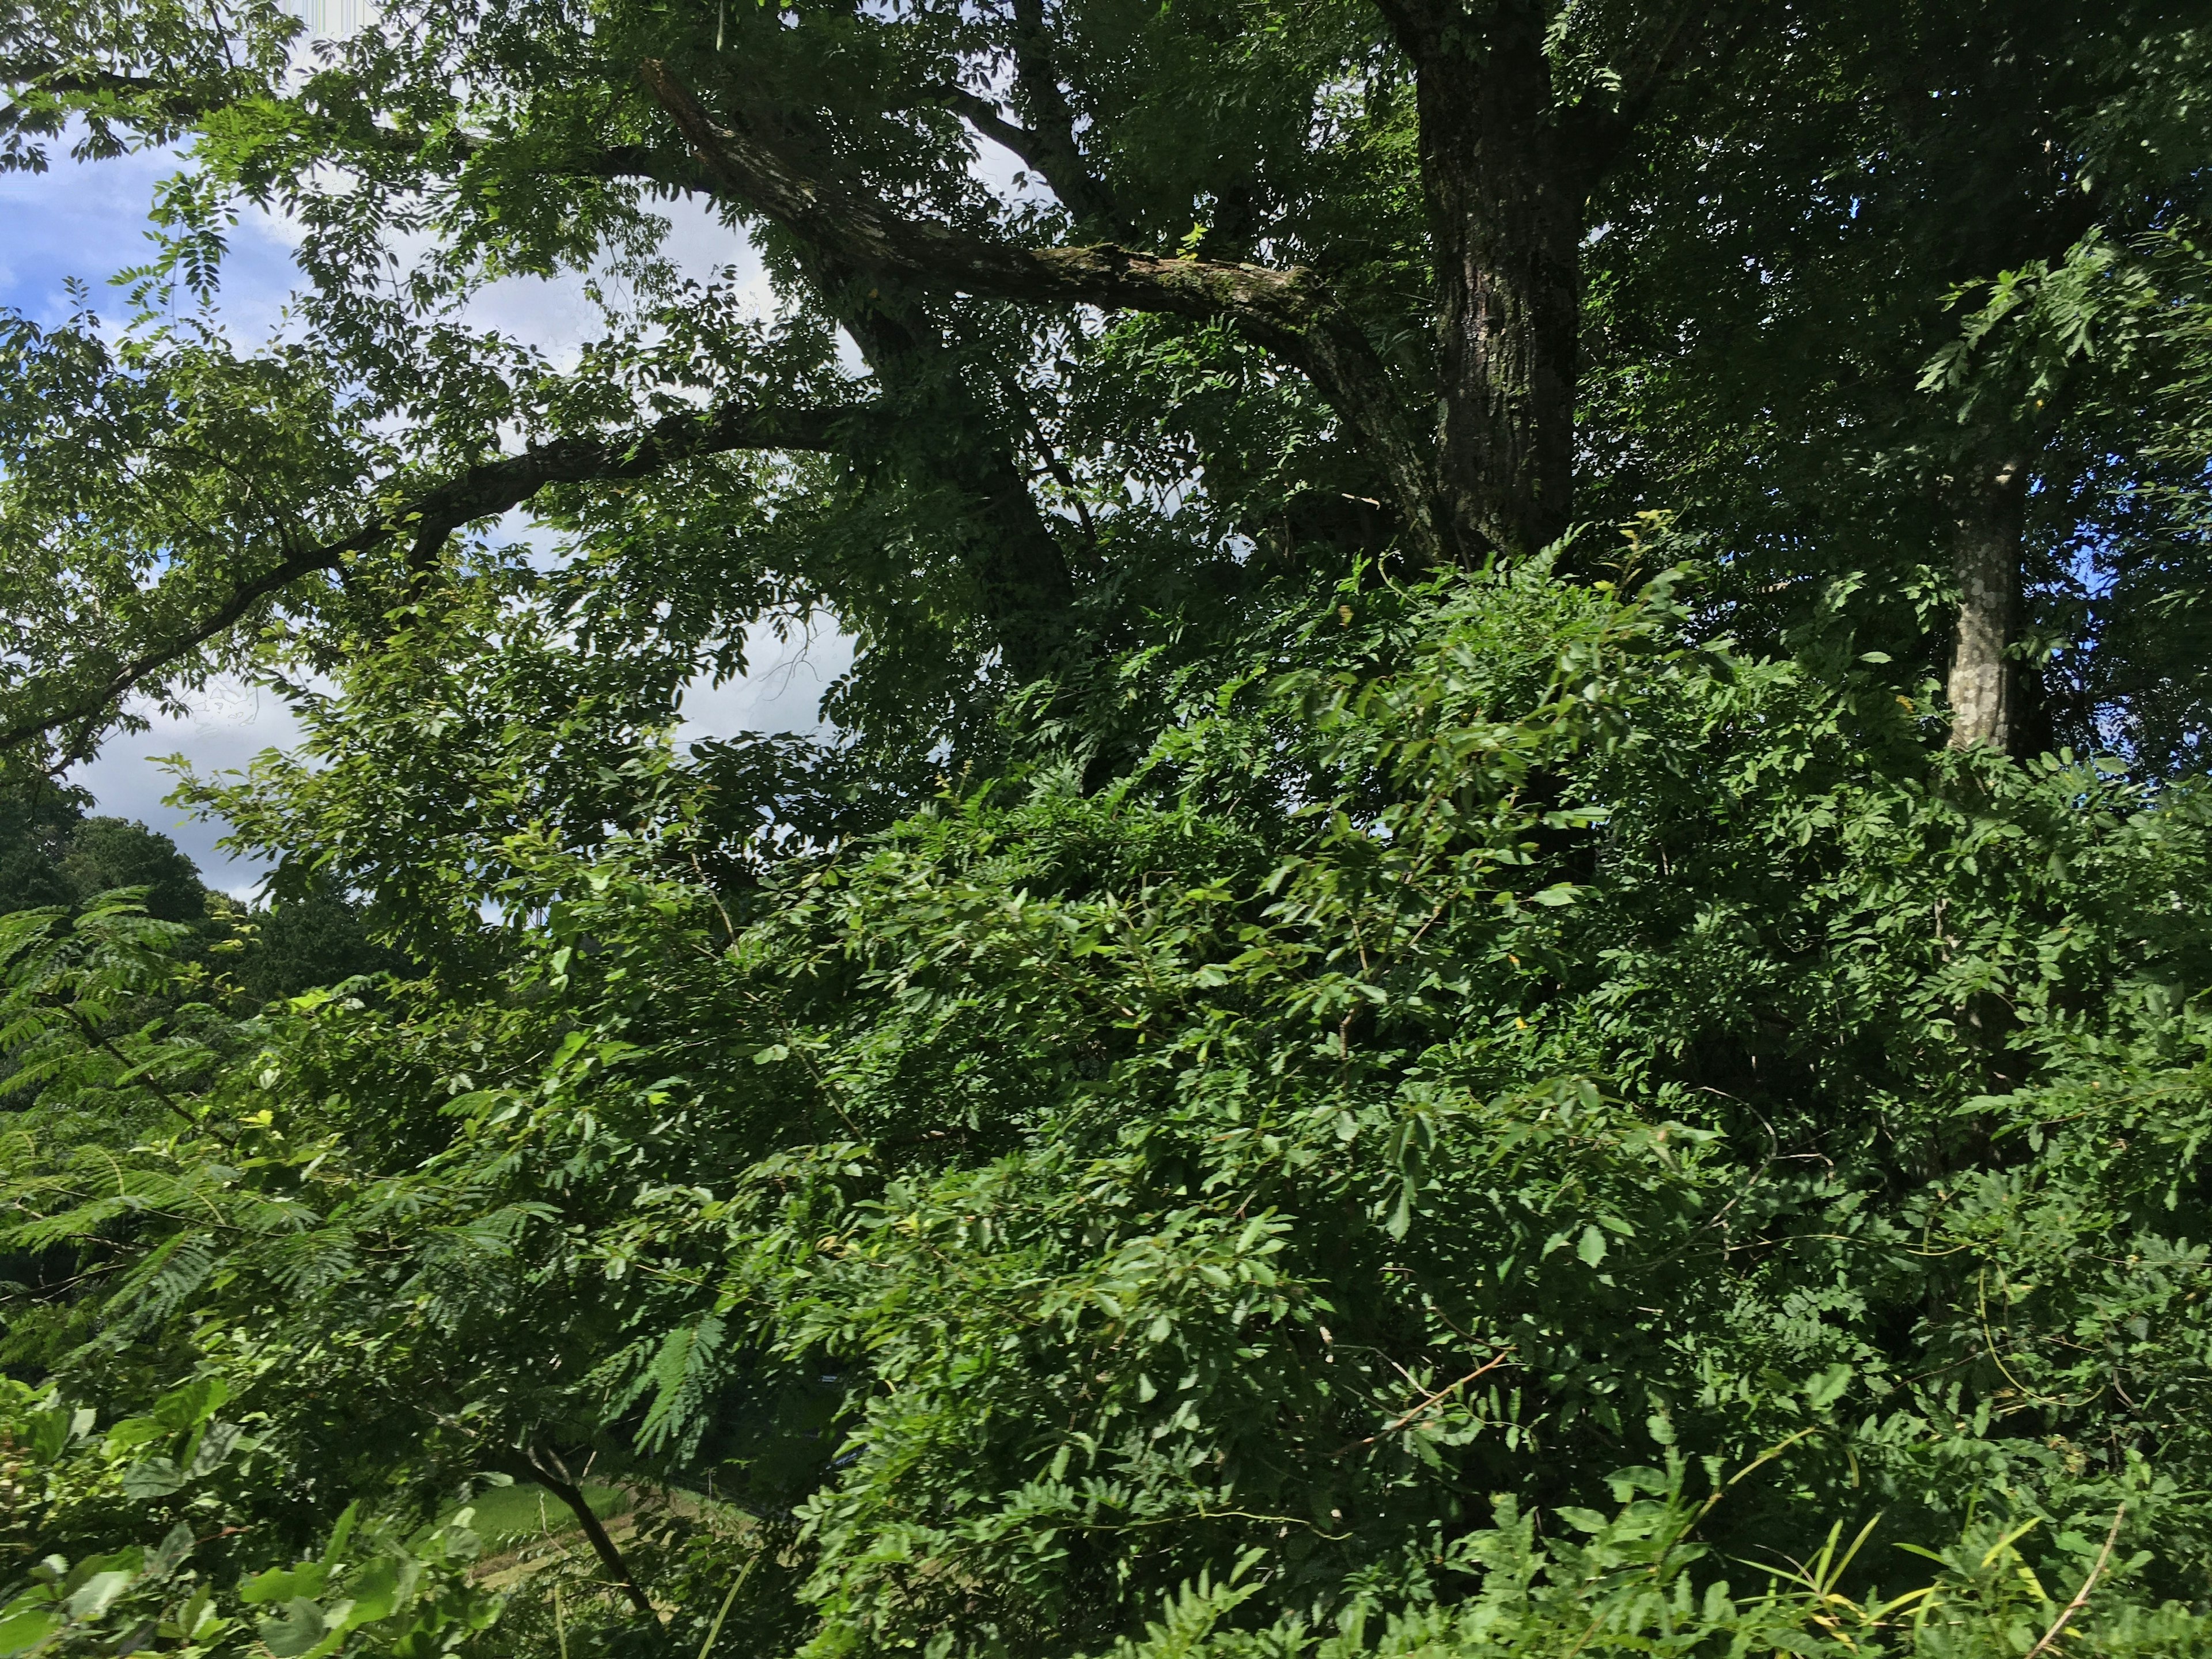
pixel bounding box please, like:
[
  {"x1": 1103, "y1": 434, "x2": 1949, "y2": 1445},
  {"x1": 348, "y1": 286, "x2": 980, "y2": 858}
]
[{"x1": 635, "y1": 60, "x2": 1447, "y2": 565}]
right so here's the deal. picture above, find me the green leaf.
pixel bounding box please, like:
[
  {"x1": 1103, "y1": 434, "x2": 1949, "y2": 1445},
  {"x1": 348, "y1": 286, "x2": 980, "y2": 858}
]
[
  {"x1": 257, "y1": 1598, "x2": 332, "y2": 1658},
  {"x1": 150, "y1": 1376, "x2": 228, "y2": 1434},
  {"x1": 63, "y1": 1571, "x2": 133, "y2": 1623},
  {"x1": 118, "y1": 1457, "x2": 185, "y2": 1502},
  {"x1": 241, "y1": 1565, "x2": 329, "y2": 1608},
  {"x1": 0, "y1": 1603, "x2": 60, "y2": 1658},
  {"x1": 1805, "y1": 1364, "x2": 1853, "y2": 1411},
  {"x1": 146, "y1": 1522, "x2": 195, "y2": 1581},
  {"x1": 338, "y1": 1557, "x2": 404, "y2": 1629},
  {"x1": 184, "y1": 1421, "x2": 245, "y2": 1479}
]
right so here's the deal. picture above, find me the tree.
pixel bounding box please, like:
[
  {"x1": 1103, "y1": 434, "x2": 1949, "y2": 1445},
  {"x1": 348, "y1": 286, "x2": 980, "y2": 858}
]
[
  {"x1": 1576, "y1": 5, "x2": 2212, "y2": 757},
  {"x1": 0, "y1": 793, "x2": 207, "y2": 922},
  {"x1": 6, "y1": 2, "x2": 2212, "y2": 1658},
  {"x1": 5, "y1": 0, "x2": 2202, "y2": 766}
]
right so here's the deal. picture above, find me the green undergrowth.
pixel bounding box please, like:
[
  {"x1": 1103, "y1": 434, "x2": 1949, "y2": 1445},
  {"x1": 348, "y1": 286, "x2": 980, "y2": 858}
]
[{"x1": 9, "y1": 568, "x2": 2212, "y2": 1656}]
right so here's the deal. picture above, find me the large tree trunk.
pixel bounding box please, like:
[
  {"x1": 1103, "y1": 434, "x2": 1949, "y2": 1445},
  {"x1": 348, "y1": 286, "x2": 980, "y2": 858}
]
[
  {"x1": 1945, "y1": 453, "x2": 2031, "y2": 754},
  {"x1": 673, "y1": 72, "x2": 1082, "y2": 683},
  {"x1": 819, "y1": 266, "x2": 1078, "y2": 683},
  {"x1": 1379, "y1": 0, "x2": 1580, "y2": 562}
]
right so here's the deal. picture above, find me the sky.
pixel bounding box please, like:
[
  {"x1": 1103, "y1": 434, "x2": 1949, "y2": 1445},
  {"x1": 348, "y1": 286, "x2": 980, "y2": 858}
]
[{"x1": 4, "y1": 99, "x2": 853, "y2": 896}]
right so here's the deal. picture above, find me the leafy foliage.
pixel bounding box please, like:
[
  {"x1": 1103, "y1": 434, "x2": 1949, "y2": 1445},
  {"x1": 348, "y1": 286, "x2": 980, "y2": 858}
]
[
  {"x1": 11, "y1": 572, "x2": 2212, "y2": 1653},
  {"x1": 0, "y1": 1373, "x2": 495, "y2": 1659},
  {"x1": 6, "y1": 0, "x2": 2212, "y2": 1653}
]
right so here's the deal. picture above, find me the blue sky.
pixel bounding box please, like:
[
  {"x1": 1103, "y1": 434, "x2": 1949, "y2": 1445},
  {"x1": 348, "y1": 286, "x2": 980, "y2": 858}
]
[{"x1": 7, "y1": 132, "x2": 847, "y2": 893}]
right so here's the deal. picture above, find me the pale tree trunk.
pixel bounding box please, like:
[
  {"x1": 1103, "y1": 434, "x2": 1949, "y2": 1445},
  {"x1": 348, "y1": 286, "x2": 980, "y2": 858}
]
[{"x1": 1945, "y1": 454, "x2": 2032, "y2": 754}]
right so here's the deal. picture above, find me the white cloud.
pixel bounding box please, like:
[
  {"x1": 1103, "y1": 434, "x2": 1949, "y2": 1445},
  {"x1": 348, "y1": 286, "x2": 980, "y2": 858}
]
[
  {"x1": 63, "y1": 615, "x2": 855, "y2": 899},
  {"x1": 677, "y1": 620, "x2": 854, "y2": 747},
  {"x1": 66, "y1": 680, "x2": 306, "y2": 897},
  {"x1": 444, "y1": 196, "x2": 771, "y2": 370}
]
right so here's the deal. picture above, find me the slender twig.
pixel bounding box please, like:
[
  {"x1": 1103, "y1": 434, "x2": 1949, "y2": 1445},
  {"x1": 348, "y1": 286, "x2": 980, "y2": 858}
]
[
  {"x1": 684, "y1": 849, "x2": 741, "y2": 946},
  {"x1": 1336, "y1": 1349, "x2": 1514, "y2": 1454},
  {"x1": 2025, "y1": 1505, "x2": 2126, "y2": 1659},
  {"x1": 62, "y1": 1006, "x2": 235, "y2": 1145},
  {"x1": 696, "y1": 1551, "x2": 761, "y2": 1659}
]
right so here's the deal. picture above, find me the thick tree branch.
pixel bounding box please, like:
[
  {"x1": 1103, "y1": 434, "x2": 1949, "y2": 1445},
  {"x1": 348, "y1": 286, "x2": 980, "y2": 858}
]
[
  {"x1": 1004, "y1": 0, "x2": 1123, "y2": 234},
  {"x1": 335, "y1": 120, "x2": 719, "y2": 199},
  {"x1": 380, "y1": 108, "x2": 1087, "y2": 671},
  {"x1": 937, "y1": 85, "x2": 1042, "y2": 167},
  {"x1": 0, "y1": 400, "x2": 854, "y2": 755},
  {"x1": 642, "y1": 62, "x2": 1306, "y2": 327},
  {"x1": 638, "y1": 61, "x2": 1442, "y2": 562},
  {"x1": 1365, "y1": 0, "x2": 1760, "y2": 560},
  {"x1": 0, "y1": 62, "x2": 175, "y2": 99},
  {"x1": 1945, "y1": 450, "x2": 2033, "y2": 755},
  {"x1": 0, "y1": 59, "x2": 236, "y2": 135}
]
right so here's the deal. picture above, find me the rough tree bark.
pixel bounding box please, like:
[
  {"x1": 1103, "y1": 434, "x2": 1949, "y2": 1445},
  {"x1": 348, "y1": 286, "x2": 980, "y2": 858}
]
[
  {"x1": 1375, "y1": 0, "x2": 1580, "y2": 560},
  {"x1": 1945, "y1": 453, "x2": 2032, "y2": 753},
  {"x1": 638, "y1": 60, "x2": 1449, "y2": 567},
  {"x1": 0, "y1": 5, "x2": 1745, "y2": 757},
  {"x1": 1370, "y1": 0, "x2": 1726, "y2": 563},
  {"x1": 640, "y1": 0, "x2": 1737, "y2": 578}
]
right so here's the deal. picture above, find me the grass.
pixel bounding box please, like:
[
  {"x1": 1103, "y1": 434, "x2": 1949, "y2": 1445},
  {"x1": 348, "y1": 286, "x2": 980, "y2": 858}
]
[{"x1": 453, "y1": 1480, "x2": 633, "y2": 1548}]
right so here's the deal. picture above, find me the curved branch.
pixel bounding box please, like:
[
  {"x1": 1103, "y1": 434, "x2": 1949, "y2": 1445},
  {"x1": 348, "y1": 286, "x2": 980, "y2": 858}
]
[
  {"x1": 926, "y1": 0, "x2": 1126, "y2": 235},
  {"x1": 643, "y1": 62, "x2": 1298, "y2": 320},
  {"x1": 0, "y1": 58, "x2": 244, "y2": 134},
  {"x1": 1005, "y1": 0, "x2": 1116, "y2": 231},
  {"x1": 638, "y1": 60, "x2": 1444, "y2": 562},
  {"x1": 0, "y1": 399, "x2": 857, "y2": 755},
  {"x1": 940, "y1": 89, "x2": 1056, "y2": 181},
  {"x1": 939, "y1": 85, "x2": 1124, "y2": 237}
]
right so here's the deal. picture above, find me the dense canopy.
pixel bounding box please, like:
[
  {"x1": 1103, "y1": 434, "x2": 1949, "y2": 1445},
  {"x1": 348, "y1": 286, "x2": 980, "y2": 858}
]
[{"x1": 4, "y1": 0, "x2": 2212, "y2": 1655}]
